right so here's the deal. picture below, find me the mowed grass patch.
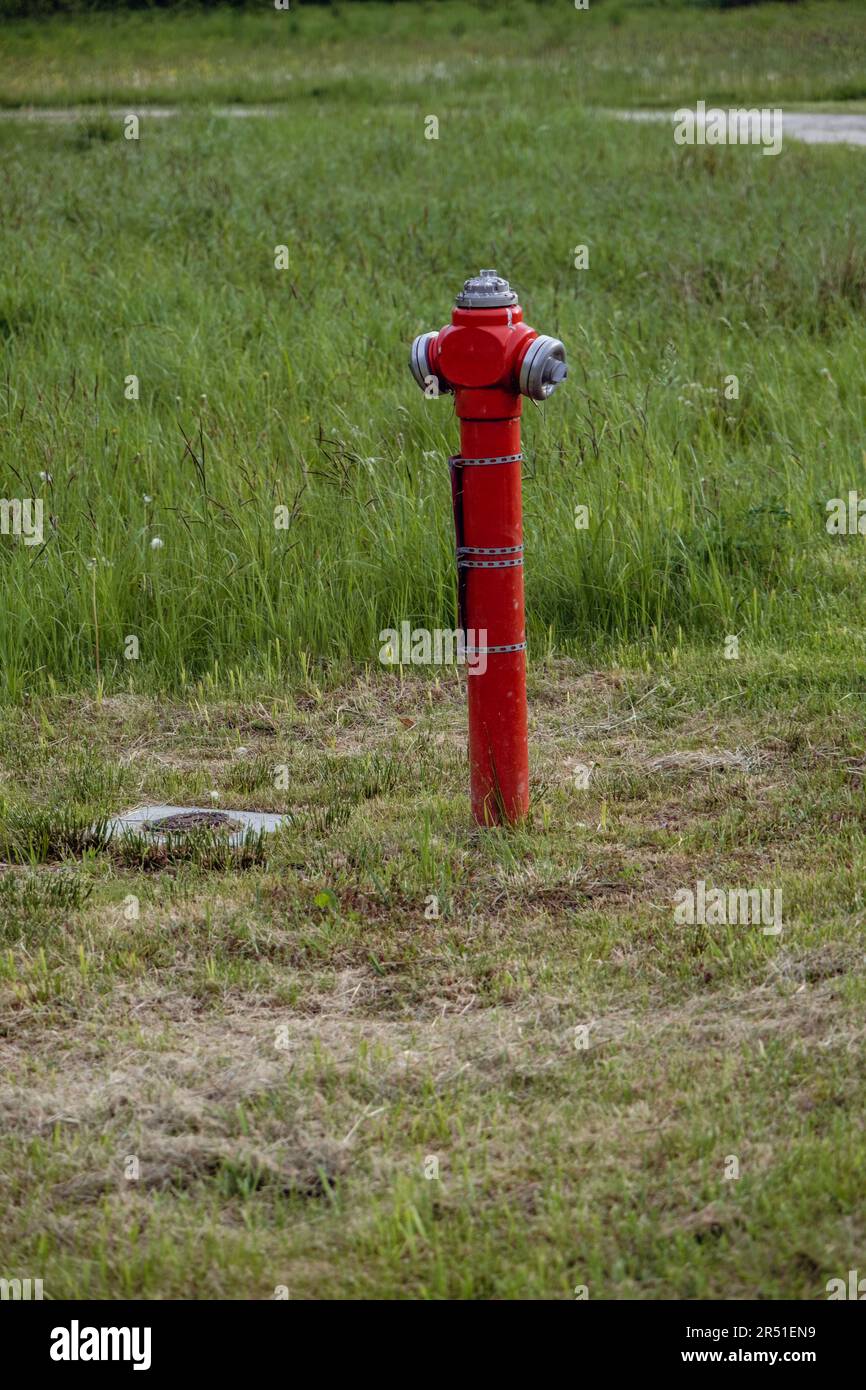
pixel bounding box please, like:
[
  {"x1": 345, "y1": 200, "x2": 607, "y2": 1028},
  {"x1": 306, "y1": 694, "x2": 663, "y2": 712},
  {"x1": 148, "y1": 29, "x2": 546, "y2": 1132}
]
[{"x1": 1, "y1": 661, "x2": 865, "y2": 1296}]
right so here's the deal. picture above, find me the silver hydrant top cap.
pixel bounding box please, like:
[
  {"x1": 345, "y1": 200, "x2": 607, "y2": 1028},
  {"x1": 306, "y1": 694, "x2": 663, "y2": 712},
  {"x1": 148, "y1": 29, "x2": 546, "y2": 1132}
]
[{"x1": 455, "y1": 268, "x2": 519, "y2": 309}]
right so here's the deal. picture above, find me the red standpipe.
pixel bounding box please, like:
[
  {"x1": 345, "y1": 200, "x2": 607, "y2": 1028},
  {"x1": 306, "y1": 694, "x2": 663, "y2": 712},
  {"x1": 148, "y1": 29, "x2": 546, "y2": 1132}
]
[{"x1": 410, "y1": 270, "x2": 567, "y2": 825}]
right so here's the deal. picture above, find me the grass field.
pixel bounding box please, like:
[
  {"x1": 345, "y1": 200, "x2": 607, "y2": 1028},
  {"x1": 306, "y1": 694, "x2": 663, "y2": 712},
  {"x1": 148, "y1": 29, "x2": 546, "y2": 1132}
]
[
  {"x1": 2, "y1": 0, "x2": 866, "y2": 1300},
  {"x1": 3, "y1": 0, "x2": 866, "y2": 110}
]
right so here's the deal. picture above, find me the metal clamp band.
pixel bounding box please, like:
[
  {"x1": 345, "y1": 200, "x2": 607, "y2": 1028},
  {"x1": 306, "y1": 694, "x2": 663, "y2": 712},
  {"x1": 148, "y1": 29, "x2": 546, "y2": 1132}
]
[
  {"x1": 464, "y1": 642, "x2": 527, "y2": 654},
  {"x1": 457, "y1": 557, "x2": 524, "y2": 569},
  {"x1": 449, "y1": 453, "x2": 523, "y2": 468},
  {"x1": 457, "y1": 545, "x2": 523, "y2": 556}
]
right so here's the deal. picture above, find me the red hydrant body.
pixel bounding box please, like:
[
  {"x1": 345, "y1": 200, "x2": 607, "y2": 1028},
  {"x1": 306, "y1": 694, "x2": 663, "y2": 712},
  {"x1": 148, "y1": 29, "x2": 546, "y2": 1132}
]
[{"x1": 410, "y1": 271, "x2": 567, "y2": 825}]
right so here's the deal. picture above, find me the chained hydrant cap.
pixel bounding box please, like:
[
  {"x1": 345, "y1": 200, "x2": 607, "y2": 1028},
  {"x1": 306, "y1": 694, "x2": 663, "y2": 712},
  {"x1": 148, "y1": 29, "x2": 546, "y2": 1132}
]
[{"x1": 455, "y1": 269, "x2": 519, "y2": 309}]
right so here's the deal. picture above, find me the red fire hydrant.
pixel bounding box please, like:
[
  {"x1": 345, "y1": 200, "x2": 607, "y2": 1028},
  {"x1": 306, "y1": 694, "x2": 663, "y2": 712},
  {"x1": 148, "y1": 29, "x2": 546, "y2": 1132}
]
[{"x1": 410, "y1": 270, "x2": 567, "y2": 825}]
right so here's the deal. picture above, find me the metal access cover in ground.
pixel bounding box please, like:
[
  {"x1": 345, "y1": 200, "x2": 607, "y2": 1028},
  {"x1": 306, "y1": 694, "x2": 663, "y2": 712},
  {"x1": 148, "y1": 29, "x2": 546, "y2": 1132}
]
[{"x1": 107, "y1": 805, "x2": 287, "y2": 847}]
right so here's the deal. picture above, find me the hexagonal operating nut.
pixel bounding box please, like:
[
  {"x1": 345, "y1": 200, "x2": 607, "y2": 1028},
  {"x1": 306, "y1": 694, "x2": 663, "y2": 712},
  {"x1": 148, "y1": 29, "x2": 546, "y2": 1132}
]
[
  {"x1": 455, "y1": 269, "x2": 518, "y2": 309},
  {"x1": 518, "y1": 335, "x2": 568, "y2": 401}
]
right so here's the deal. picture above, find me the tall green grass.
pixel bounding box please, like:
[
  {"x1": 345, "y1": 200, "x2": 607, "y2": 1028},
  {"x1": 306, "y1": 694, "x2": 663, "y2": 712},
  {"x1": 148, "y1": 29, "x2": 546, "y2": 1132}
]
[{"x1": 1, "y1": 12, "x2": 865, "y2": 699}]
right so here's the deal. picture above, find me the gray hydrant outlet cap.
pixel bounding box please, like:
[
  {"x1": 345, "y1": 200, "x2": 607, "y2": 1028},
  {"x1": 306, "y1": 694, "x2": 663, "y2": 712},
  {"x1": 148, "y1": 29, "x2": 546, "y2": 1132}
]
[{"x1": 519, "y1": 334, "x2": 568, "y2": 400}]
